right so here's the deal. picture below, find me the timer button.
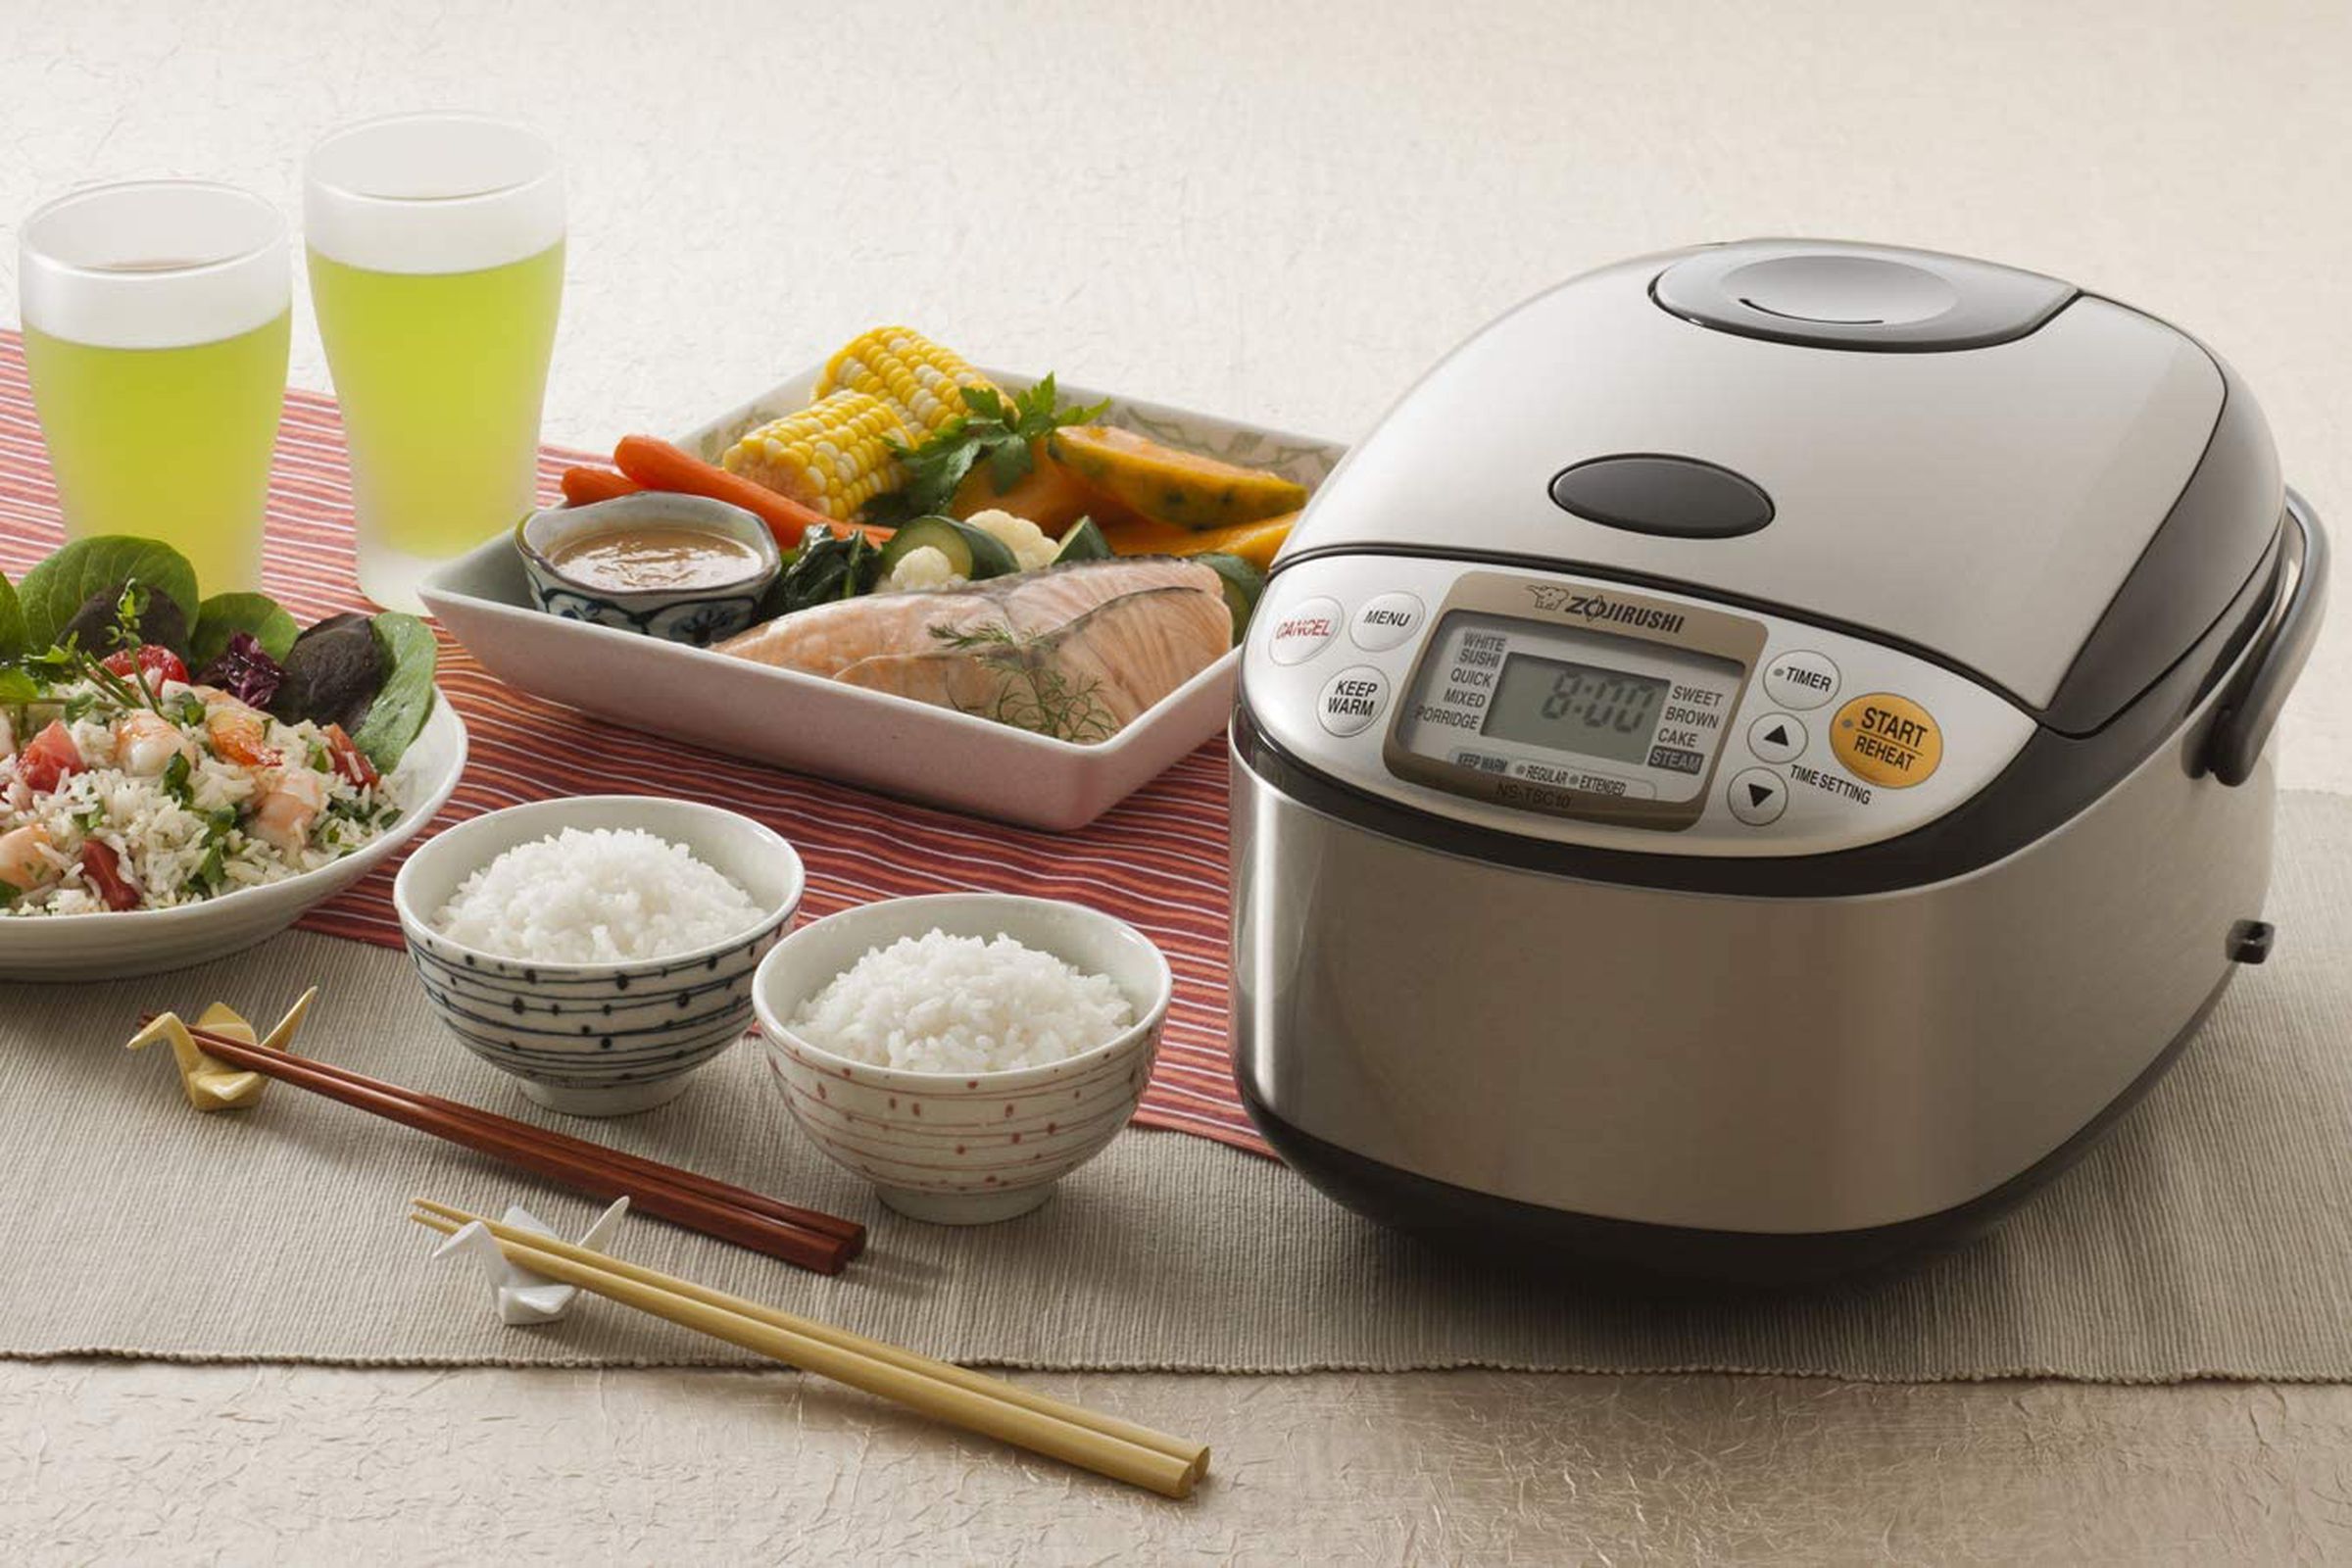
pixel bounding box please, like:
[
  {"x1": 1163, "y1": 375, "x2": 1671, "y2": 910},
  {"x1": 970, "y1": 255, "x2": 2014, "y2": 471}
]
[
  {"x1": 1350, "y1": 591, "x2": 1425, "y2": 652},
  {"x1": 1746, "y1": 712, "x2": 1806, "y2": 764},
  {"x1": 1762, "y1": 649, "x2": 1840, "y2": 710},
  {"x1": 1268, "y1": 597, "x2": 1343, "y2": 665},
  {"x1": 1317, "y1": 665, "x2": 1390, "y2": 737},
  {"x1": 1727, "y1": 767, "x2": 1788, "y2": 826}
]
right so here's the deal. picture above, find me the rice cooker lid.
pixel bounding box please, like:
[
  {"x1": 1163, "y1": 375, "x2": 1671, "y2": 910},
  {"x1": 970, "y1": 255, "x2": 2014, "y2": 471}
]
[{"x1": 1285, "y1": 239, "x2": 2283, "y2": 728}]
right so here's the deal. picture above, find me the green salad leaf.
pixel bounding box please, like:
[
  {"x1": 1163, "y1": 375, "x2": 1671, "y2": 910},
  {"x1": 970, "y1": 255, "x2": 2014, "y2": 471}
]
[
  {"x1": 348, "y1": 612, "x2": 437, "y2": 771},
  {"x1": 191, "y1": 592, "x2": 301, "y2": 669},
  {"x1": 18, "y1": 536, "x2": 201, "y2": 654},
  {"x1": 0, "y1": 570, "x2": 24, "y2": 662}
]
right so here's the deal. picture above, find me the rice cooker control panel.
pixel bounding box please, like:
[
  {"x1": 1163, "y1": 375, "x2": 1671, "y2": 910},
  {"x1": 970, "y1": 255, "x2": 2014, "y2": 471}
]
[{"x1": 1243, "y1": 555, "x2": 2036, "y2": 857}]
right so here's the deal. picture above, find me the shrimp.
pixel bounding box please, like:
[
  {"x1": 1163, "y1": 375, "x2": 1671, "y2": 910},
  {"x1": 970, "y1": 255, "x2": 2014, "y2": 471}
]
[
  {"x1": 248, "y1": 765, "x2": 327, "y2": 857},
  {"x1": 114, "y1": 709, "x2": 196, "y2": 778},
  {"x1": 0, "y1": 822, "x2": 60, "y2": 895},
  {"x1": 202, "y1": 694, "x2": 279, "y2": 769}
]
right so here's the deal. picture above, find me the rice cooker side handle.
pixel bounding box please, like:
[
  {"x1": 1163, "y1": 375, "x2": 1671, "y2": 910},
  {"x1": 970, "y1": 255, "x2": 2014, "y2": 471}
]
[{"x1": 2206, "y1": 488, "x2": 2329, "y2": 787}]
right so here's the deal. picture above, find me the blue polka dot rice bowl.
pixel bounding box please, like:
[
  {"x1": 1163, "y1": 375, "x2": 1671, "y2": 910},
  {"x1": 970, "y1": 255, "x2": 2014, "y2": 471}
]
[{"x1": 393, "y1": 795, "x2": 804, "y2": 1117}]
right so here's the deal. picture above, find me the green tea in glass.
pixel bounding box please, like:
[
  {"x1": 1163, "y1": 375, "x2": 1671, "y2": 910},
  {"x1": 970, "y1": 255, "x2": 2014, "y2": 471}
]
[
  {"x1": 306, "y1": 114, "x2": 564, "y2": 612},
  {"x1": 19, "y1": 180, "x2": 290, "y2": 593}
]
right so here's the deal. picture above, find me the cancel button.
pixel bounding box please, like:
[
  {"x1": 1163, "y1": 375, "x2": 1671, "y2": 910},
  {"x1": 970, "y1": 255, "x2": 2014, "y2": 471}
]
[{"x1": 1317, "y1": 665, "x2": 1391, "y2": 738}]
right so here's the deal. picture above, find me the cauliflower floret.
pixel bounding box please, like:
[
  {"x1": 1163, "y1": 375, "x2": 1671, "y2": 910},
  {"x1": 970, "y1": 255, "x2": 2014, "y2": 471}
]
[
  {"x1": 964, "y1": 510, "x2": 1058, "y2": 573},
  {"x1": 887, "y1": 545, "x2": 961, "y2": 592}
]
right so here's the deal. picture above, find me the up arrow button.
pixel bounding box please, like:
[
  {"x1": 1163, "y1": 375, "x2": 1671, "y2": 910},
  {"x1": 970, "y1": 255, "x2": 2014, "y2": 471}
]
[{"x1": 1746, "y1": 711, "x2": 1807, "y2": 764}]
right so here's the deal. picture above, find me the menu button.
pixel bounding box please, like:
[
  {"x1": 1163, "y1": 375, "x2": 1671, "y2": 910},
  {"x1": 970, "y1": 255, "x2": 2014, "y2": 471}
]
[{"x1": 1350, "y1": 591, "x2": 1425, "y2": 651}]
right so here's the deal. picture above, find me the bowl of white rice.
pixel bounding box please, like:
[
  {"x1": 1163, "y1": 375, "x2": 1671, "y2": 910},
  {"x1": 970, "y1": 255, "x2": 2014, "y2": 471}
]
[
  {"x1": 393, "y1": 795, "x2": 804, "y2": 1116},
  {"x1": 753, "y1": 893, "x2": 1172, "y2": 1225}
]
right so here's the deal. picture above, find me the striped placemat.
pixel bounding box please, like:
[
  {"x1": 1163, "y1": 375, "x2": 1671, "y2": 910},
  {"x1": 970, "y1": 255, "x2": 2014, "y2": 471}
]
[{"x1": 0, "y1": 331, "x2": 1265, "y2": 1155}]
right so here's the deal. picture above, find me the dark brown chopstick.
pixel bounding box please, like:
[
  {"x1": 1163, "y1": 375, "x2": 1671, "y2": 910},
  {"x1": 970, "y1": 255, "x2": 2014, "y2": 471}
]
[
  {"x1": 153, "y1": 1014, "x2": 860, "y2": 1248},
  {"x1": 147, "y1": 1014, "x2": 862, "y2": 1274}
]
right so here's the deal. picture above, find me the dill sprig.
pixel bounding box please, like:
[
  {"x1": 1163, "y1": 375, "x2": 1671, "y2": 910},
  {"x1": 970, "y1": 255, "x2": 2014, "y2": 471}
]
[{"x1": 927, "y1": 619, "x2": 1118, "y2": 744}]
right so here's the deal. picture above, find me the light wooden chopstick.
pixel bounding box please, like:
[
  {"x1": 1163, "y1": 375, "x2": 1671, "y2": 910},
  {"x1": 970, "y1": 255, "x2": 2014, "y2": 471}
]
[{"x1": 411, "y1": 1200, "x2": 1208, "y2": 1498}]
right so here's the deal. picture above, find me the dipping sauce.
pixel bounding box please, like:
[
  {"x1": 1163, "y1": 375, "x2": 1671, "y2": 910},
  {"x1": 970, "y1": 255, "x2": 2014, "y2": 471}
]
[{"x1": 551, "y1": 525, "x2": 764, "y2": 591}]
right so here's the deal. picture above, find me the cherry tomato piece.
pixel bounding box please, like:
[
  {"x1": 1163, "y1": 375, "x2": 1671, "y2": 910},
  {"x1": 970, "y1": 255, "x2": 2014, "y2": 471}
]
[
  {"x1": 78, "y1": 838, "x2": 140, "y2": 911},
  {"x1": 17, "y1": 721, "x2": 85, "y2": 793},
  {"x1": 100, "y1": 644, "x2": 191, "y2": 689},
  {"x1": 320, "y1": 723, "x2": 380, "y2": 789}
]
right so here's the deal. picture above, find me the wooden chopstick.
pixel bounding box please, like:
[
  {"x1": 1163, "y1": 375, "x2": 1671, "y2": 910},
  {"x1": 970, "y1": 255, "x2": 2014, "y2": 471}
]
[
  {"x1": 147, "y1": 1015, "x2": 859, "y2": 1275},
  {"x1": 411, "y1": 1202, "x2": 1208, "y2": 1499},
  {"x1": 414, "y1": 1199, "x2": 1202, "y2": 1467},
  {"x1": 150, "y1": 1014, "x2": 863, "y2": 1250}
]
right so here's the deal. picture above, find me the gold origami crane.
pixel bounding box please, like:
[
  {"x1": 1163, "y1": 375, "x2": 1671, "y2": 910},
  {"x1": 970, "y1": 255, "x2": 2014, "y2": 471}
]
[{"x1": 127, "y1": 988, "x2": 318, "y2": 1111}]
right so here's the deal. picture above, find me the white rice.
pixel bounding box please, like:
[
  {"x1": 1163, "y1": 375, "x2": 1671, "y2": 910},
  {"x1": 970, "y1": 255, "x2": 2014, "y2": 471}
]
[
  {"x1": 791, "y1": 929, "x2": 1134, "y2": 1074},
  {"x1": 432, "y1": 826, "x2": 762, "y2": 964}
]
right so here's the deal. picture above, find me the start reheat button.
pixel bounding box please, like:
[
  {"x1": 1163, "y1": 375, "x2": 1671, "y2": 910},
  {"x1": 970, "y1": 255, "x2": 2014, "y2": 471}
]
[{"x1": 1832, "y1": 693, "x2": 1942, "y2": 788}]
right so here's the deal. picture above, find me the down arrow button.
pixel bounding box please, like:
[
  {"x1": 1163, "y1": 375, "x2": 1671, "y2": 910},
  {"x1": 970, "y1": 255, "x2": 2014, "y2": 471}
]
[{"x1": 1728, "y1": 766, "x2": 1789, "y2": 826}]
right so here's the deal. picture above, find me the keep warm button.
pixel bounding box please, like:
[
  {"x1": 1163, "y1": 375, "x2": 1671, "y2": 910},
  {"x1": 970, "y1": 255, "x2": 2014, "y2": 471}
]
[
  {"x1": 1317, "y1": 665, "x2": 1391, "y2": 737},
  {"x1": 1832, "y1": 693, "x2": 1943, "y2": 788}
]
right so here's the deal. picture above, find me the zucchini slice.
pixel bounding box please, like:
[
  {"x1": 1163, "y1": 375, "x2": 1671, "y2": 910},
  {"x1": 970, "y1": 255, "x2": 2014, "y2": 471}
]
[
  {"x1": 1193, "y1": 552, "x2": 1266, "y2": 644},
  {"x1": 877, "y1": 514, "x2": 1020, "y2": 582},
  {"x1": 1052, "y1": 516, "x2": 1113, "y2": 564}
]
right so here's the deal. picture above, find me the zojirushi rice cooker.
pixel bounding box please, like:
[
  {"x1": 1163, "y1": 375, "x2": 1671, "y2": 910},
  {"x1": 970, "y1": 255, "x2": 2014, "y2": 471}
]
[{"x1": 1230, "y1": 239, "x2": 2329, "y2": 1282}]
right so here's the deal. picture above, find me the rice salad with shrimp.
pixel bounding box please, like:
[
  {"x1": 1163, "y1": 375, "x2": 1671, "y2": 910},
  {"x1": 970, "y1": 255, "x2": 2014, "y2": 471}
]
[{"x1": 0, "y1": 673, "x2": 404, "y2": 916}]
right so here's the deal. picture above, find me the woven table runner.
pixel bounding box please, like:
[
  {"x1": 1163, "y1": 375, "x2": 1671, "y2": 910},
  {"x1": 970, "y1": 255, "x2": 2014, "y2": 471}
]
[
  {"x1": 0, "y1": 789, "x2": 2349, "y2": 1379},
  {"x1": 5, "y1": 339, "x2": 2351, "y2": 1382},
  {"x1": 0, "y1": 332, "x2": 1261, "y2": 1154}
]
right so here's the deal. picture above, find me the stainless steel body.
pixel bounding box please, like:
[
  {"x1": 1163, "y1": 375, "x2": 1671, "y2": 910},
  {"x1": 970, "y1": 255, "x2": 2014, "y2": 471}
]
[{"x1": 1232, "y1": 697, "x2": 2268, "y2": 1233}]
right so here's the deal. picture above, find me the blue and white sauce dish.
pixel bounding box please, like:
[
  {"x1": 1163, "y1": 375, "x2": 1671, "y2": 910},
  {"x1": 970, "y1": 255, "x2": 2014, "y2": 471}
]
[
  {"x1": 392, "y1": 796, "x2": 805, "y2": 1116},
  {"x1": 515, "y1": 492, "x2": 781, "y2": 646}
]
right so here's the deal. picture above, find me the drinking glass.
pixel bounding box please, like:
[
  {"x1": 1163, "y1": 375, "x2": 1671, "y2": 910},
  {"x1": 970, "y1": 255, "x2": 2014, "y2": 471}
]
[
  {"x1": 20, "y1": 180, "x2": 291, "y2": 593},
  {"x1": 305, "y1": 114, "x2": 564, "y2": 612}
]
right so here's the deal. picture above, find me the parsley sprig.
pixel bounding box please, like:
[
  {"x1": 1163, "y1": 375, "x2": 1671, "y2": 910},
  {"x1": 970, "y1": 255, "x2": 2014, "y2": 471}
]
[{"x1": 867, "y1": 376, "x2": 1107, "y2": 526}]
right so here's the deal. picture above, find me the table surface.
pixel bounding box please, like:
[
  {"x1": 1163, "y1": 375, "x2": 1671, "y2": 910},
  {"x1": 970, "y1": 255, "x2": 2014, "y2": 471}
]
[{"x1": 4, "y1": 1, "x2": 2349, "y2": 1560}]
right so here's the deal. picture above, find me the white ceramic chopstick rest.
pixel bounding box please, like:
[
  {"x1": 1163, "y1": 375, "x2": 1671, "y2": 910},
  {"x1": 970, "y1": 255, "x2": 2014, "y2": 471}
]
[{"x1": 432, "y1": 1198, "x2": 631, "y2": 1326}]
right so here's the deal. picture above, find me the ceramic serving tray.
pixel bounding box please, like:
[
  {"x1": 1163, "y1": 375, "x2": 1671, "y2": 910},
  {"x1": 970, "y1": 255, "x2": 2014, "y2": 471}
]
[{"x1": 419, "y1": 368, "x2": 1344, "y2": 829}]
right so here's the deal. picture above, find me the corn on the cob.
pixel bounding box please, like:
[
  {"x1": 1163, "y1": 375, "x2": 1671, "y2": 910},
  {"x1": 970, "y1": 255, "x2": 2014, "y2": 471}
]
[
  {"x1": 720, "y1": 391, "x2": 911, "y2": 521},
  {"x1": 814, "y1": 325, "x2": 995, "y2": 436}
]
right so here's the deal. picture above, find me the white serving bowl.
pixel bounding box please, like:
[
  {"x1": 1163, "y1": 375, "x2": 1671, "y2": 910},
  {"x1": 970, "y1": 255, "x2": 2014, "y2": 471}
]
[
  {"x1": 753, "y1": 893, "x2": 1172, "y2": 1225},
  {"x1": 393, "y1": 795, "x2": 805, "y2": 1117},
  {"x1": 0, "y1": 691, "x2": 467, "y2": 983}
]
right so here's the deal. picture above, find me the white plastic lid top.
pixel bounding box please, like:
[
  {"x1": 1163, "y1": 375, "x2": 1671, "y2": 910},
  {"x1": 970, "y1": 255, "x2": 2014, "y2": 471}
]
[
  {"x1": 19, "y1": 179, "x2": 289, "y2": 350},
  {"x1": 304, "y1": 113, "x2": 564, "y2": 275}
]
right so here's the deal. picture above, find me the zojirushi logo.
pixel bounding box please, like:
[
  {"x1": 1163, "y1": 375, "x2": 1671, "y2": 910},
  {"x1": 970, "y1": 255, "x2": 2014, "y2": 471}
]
[{"x1": 1526, "y1": 585, "x2": 1686, "y2": 634}]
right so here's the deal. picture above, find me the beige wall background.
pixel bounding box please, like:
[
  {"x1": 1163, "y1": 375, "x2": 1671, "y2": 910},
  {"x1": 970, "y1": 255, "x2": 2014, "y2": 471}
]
[{"x1": 1, "y1": 0, "x2": 2347, "y2": 1560}]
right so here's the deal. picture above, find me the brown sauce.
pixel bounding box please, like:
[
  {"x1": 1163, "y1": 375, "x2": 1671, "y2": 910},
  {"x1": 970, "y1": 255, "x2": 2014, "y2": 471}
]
[{"x1": 551, "y1": 525, "x2": 763, "y2": 591}]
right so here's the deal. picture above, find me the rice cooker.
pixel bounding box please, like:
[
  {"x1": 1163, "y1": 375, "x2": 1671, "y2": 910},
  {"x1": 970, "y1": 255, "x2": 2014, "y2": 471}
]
[{"x1": 1230, "y1": 239, "x2": 2329, "y2": 1282}]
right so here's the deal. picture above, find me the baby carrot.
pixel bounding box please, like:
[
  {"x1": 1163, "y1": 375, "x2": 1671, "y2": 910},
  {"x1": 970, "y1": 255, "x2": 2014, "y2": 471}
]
[
  {"x1": 612, "y1": 434, "x2": 893, "y2": 544},
  {"x1": 560, "y1": 466, "x2": 644, "y2": 507}
]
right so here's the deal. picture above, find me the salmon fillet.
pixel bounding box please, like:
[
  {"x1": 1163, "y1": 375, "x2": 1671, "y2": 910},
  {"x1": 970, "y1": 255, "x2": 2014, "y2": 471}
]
[{"x1": 715, "y1": 559, "x2": 1232, "y2": 740}]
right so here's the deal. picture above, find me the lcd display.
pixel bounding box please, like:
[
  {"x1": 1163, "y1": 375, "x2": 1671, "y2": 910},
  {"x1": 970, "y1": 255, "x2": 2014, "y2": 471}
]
[{"x1": 1479, "y1": 653, "x2": 1669, "y2": 765}]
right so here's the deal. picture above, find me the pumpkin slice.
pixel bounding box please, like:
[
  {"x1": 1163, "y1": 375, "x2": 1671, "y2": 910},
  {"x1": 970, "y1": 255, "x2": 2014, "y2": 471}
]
[
  {"x1": 1099, "y1": 510, "x2": 1299, "y2": 571},
  {"x1": 1049, "y1": 424, "x2": 1307, "y2": 531}
]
